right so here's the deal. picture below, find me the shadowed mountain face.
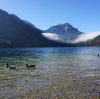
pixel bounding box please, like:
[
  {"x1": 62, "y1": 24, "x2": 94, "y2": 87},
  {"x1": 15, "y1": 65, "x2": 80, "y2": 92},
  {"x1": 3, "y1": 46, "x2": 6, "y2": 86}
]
[
  {"x1": 23, "y1": 20, "x2": 36, "y2": 29},
  {"x1": 75, "y1": 35, "x2": 100, "y2": 46},
  {"x1": 45, "y1": 23, "x2": 84, "y2": 43},
  {"x1": 84, "y1": 35, "x2": 100, "y2": 46},
  {"x1": 0, "y1": 9, "x2": 74, "y2": 48},
  {"x1": 0, "y1": 9, "x2": 100, "y2": 47},
  {"x1": 91, "y1": 35, "x2": 100, "y2": 45}
]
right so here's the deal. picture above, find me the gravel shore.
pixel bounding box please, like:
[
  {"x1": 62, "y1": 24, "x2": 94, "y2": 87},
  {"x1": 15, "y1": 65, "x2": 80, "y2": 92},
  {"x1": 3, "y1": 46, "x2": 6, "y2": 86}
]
[{"x1": 11, "y1": 73, "x2": 100, "y2": 99}]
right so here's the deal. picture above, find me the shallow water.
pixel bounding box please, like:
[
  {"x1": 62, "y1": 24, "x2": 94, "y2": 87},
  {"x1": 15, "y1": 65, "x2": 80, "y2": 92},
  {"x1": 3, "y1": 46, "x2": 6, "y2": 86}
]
[{"x1": 0, "y1": 47, "x2": 100, "y2": 99}]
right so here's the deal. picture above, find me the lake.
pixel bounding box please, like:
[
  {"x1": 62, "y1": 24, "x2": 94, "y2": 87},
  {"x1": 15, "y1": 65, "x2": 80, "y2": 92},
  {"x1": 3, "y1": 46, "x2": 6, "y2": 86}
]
[{"x1": 0, "y1": 47, "x2": 100, "y2": 99}]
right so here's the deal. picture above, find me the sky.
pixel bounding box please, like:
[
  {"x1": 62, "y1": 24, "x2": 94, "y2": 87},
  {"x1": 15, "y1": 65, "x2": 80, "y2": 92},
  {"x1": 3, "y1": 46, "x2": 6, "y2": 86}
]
[{"x1": 0, "y1": 0, "x2": 100, "y2": 33}]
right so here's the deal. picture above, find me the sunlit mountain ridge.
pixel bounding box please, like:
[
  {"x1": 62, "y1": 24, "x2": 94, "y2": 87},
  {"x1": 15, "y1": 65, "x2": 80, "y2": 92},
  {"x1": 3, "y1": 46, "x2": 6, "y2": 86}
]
[
  {"x1": 42, "y1": 23, "x2": 100, "y2": 44},
  {"x1": 43, "y1": 23, "x2": 84, "y2": 43}
]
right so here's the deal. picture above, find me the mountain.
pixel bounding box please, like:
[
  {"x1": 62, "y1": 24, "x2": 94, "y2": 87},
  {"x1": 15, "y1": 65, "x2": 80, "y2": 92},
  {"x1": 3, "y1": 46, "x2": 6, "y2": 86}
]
[
  {"x1": 45, "y1": 23, "x2": 84, "y2": 43},
  {"x1": 23, "y1": 20, "x2": 37, "y2": 29},
  {"x1": 90, "y1": 35, "x2": 100, "y2": 46},
  {"x1": 75, "y1": 35, "x2": 100, "y2": 46},
  {"x1": 90, "y1": 35, "x2": 100, "y2": 45},
  {"x1": 0, "y1": 9, "x2": 74, "y2": 48},
  {"x1": 80, "y1": 35, "x2": 100, "y2": 46},
  {"x1": 1, "y1": 9, "x2": 99, "y2": 47}
]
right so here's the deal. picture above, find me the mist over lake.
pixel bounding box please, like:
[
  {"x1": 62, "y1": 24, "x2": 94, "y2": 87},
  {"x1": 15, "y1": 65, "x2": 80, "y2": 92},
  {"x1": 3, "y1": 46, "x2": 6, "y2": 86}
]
[{"x1": 0, "y1": 47, "x2": 100, "y2": 99}]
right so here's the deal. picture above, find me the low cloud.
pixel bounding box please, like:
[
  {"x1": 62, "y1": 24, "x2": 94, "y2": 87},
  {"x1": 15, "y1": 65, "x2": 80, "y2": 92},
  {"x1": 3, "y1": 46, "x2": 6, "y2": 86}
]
[
  {"x1": 42, "y1": 32, "x2": 100, "y2": 44},
  {"x1": 42, "y1": 33, "x2": 61, "y2": 41},
  {"x1": 74, "y1": 32, "x2": 100, "y2": 43}
]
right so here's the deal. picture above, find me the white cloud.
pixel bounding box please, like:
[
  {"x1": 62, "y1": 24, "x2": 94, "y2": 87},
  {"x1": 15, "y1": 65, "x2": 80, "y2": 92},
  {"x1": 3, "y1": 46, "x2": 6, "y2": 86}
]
[
  {"x1": 42, "y1": 32, "x2": 100, "y2": 44},
  {"x1": 74, "y1": 31, "x2": 100, "y2": 43},
  {"x1": 42, "y1": 33, "x2": 61, "y2": 41}
]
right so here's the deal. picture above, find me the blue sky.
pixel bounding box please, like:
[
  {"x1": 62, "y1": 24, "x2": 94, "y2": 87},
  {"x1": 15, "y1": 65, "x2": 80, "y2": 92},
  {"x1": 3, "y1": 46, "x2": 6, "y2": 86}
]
[{"x1": 0, "y1": 0, "x2": 100, "y2": 33}]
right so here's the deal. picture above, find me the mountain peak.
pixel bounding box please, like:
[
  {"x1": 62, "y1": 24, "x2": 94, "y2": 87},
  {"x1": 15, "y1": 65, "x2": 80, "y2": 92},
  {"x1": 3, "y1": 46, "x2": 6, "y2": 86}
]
[
  {"x1": 46, "y1": 23, "x2": 79, "y2": 33},
  {"x1": 60, "y1": 23, "x2": 75, "y2": 31},
  {"x1": 45, "y1": 23, "x2": 83, "y2": 43},
  {"x1": 56, "y1": 23, "x2": 71, "y2": 27}
]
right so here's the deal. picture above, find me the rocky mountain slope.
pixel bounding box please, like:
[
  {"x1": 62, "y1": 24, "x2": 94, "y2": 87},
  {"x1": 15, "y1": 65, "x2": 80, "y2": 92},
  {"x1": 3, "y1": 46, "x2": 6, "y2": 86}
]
[
  {"x1": 0, "y1": 9, "x2": 100, "y2": 48},
  {"x1": 0, "y1": 9, "x2": 74, "y2": 48},
  {"x1": 45, "y1": 23, "x2": 84, "y2": 43},
  {"x1": 76, "y1": 35, "x2": 100, "y2": 46}
]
